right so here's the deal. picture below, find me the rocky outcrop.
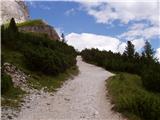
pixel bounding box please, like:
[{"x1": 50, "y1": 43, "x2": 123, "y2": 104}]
[
  {"x1": 1, "y1": 0, "x2": 60, "y2": 40},
  {"x1": 19, "y1": 23, "x2": 60, "y2": 40},
  {"x1": 3, "y1": 63, "x2": 28, "y2": 89},
  {"x1": 1, "y1": 0, "x2": 29, "y2": 24}
]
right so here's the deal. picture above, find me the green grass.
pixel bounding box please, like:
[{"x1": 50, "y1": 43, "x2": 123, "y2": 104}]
[
  {"x1": 107, "y1": 73, "x2": 160, "y2": 120},
  {"x1": 3, "y1": 19, "x2": 45, "y2": 28},
  {"x1": 17, "y1": 19, "x2": 45, "y2": 27}
]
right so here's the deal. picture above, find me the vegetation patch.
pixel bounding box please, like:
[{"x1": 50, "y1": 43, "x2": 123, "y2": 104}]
[
  {"x1": 17, "y1": 19, "x2": 45, "y2": 27},
  {"x1": 1, "y1": 73, "x2": 25, "y2": 108},
  {"x1": 107, "y1": 73, "x2": 160, "y2": 120},
  {"x1": 81, "y1": 41, "x2": 160, "y2": 92}
]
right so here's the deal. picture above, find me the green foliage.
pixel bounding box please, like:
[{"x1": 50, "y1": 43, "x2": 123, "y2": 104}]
[
  {"x1": 9, "y1": 18, "x2": 18, "y2": 32},
  {"x1": 17, "y1": 19, "x2": 45, "y2": 27},
  {"x1": 1, "y1": 73, "x2": 13, "y2": 95},
  {"x1": 2, "y1": 18, "x2": 76, "y2": 76},
  {"x1": 81, "y1": 48, "x2": 139, "y2": 74},
  {"x1": 141, "y1": 64, "x2": 160, "y2": 92},
  {"x1": 143, "y1": 41, "x2": 155, "y2": 60},
  {"x1": 23, "y1": 46, "x2": 70, "y2": 75},
  {"x1": 107, "y1": 73, "x2": 160, "y2": 120},
  {"x1": 124, "y1": 41, "x2": 135, "y2": 58}
]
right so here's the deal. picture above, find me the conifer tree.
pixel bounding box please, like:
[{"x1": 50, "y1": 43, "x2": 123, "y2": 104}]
[
  {"x1": 9, "y1": 18, "x2": 18, "y2": 32},
  {"x1": 124, "y1": 41, "x2": 135, "y2": 58},
  {"x1": 61, "y1": 33, "x2": 65, "y2": 43},
  {"x1": 143, "y1": 41, "x2": 155, "y2": 61}
]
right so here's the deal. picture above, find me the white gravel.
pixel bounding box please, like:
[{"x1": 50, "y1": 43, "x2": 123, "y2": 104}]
[{"x1": 15, "y1": 56, "x2": 126, "y2": 120}]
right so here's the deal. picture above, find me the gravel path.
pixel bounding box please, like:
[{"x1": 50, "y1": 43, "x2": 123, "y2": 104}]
[{"x1": 16, "y1": 56, "x2": 125, "y2": 120}]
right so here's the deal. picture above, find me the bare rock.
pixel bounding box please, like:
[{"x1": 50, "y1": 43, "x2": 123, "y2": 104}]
[{"x1": 1, "y1": 0, "x2": 29, "y2": 24}]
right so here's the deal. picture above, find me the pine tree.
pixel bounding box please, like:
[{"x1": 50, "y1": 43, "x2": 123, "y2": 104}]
[
  {"x1": 1, "y1": 24, "x2": 5, "y2": 40},
  {"x1": 143, "y1": 41, "x2": 155, "y2": 60},
  {"x1": 124, "y1": 41, "x2": 135, "y2": 58},
  {"x1": 61, "y1": 33, "x2": 65, "y2": 43},
  {"x1": 8, "y1": 18, "x2": 18, "y2": 32}
]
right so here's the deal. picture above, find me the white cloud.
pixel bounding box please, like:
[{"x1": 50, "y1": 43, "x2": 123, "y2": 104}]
[
  {"x1": 78, "y1": 0, "x2": 160, "y2": 45},
  {"x1": 131, "y1": 38, "x2": 145, "y2": 51},
  {"x1": 66, "y1": 32, "x2": 146, "y2": 53},
  {"x1": 117, "y1": 42, "x2": 126, "y2": 53},
  {"x1": 79, "y1": 0, "x2": 159, "y2": 25},
  {"x1": 65, "y1": 8, "x2": 76, "y2": 16},
  {"x1": 118, "y1": 25, "x2": 160, "y2": 40},
  {"x1": 129, "y1": 23, "x2": 147, "y2": 30},
  {"x1": 66, "y1": 32, "x2": 121, "y2": 52},
  {"x1": 155, "y1": 48, "x2": 160, "y2": 62}
]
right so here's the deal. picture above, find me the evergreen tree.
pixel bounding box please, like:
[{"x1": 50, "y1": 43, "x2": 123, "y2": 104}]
[
  {"x1": 143, "y1": 41, "x2": 155, "y2": 60},
  {"x1": 124, "y1": 41, "x2": 135, "y2": 58},
  {"x1": 134, "y1": 52, "x2": 140, "y2": 60},
  {"x1": 61, "y1": 33, "x2": 65, "y2": 43},
  {"x1": 1, "y1": 24, "x2": 5, "y2": 41},
  {"x1": 8, "y1": 18, "x2": 18, "y2": 32}
]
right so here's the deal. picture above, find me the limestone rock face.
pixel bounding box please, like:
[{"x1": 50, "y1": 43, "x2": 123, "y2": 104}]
[
  {"x1": 19, "y1": 24, "x2": 60, "y2": 40},
  {"x1": 1, "y1": 0, "x2": 29, "y2": 24}
]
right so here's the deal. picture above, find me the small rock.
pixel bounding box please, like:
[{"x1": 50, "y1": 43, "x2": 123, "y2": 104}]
[
  {"x1": 46, "y1": 103, "x2": 50, "y2": 105},
  {"x1": 27, "y1": 106, "x2": 30, "y2": 108},
  {"x1": 64, "y1": 98, "x2": 70, "y2": 101},
  {"x1": 8, "y1": 115, "x2": 13, "y2": 119}
]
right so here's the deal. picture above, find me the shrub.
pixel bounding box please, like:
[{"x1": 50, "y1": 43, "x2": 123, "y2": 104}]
[
  {"x1": 1, "y1": 73, "x2": 13, "y2": 94},
  {"x1": 141, "y1": 64, "x2": 160, "y2": 92}
]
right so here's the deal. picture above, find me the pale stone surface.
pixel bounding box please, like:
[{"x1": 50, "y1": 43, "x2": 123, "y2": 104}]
[{"x1": 1, "y1": 0, "x2": 29, "y2": 24}]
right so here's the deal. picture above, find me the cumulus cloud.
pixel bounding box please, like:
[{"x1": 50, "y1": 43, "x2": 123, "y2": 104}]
[
  {"x1": 118, "y1": 24, "x2": 160, "y2": 41},
  {"x1": 79, "y1": 0, "x2": 159, "y2": 25},
  {"x1": 131, "y1": 38, "x2": 145, "y2": 51},
  {"x1": 66, "y1": 32, "x2": 121, "y2": 52},
  {"x1": 78, "y1": 0, "x2": 160, "y2": 43},
  {"x1": 66, "y1": 32, "x2": 146, "y2": 53}
]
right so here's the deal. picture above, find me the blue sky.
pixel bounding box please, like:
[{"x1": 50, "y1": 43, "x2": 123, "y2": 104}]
[
  {"x1": 27, "y1": 1, "x2": 126, "y2": 36},
  {"x1": 26, "y1": 0, "x2": 160, "y2": 59}
]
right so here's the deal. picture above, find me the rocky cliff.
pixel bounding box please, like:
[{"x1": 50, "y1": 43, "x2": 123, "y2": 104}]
[
  {"x1": 18, "y1": 20, "x2": 60, "y2": 40},
  {"x1": 1, "y1": 0, "x2": 29, "y2": 24},
  {"x1": 1, "y1": 0, "x2": 60, "y2": 40}
]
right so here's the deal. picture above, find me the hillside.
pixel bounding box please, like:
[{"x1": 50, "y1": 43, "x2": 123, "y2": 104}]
[
  {"x1": 18, "y1": 19, "x2": 60, "y2": 40},
  {"x1": 1, "y1": 18, "x2": 78, "y2": 119}
]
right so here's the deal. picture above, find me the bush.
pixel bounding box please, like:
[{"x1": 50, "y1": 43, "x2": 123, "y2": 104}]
[
  {"x1": 141, "y1": 64, "x2": 160, "y2": 92},
  {"x1": 23, "y1": 46, "x2": 71, "y2": 75},
  {"x1": 1, "y1": 73, "x2": 13, "y2": 94}
]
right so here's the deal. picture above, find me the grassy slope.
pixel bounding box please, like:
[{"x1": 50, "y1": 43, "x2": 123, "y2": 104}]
[
  {"x1": 4, "y1": 19, "x2": 45, "y2": 28},
  {"x1": 2, "y1": 47, "x2": 78, "y2": 107},
  {"x1": 107, "y1": 73, "x2": 160, "y2": 120},
  {"x1": 17, "y1": 19, "x2": 45, "y2": 27}
]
